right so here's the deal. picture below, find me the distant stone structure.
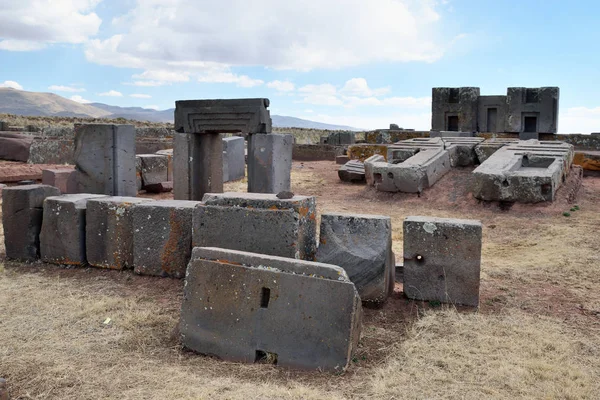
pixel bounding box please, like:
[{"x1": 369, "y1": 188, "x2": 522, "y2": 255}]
[{"x1": 432, "y1": 87, "x2": 559, "y2": 134}]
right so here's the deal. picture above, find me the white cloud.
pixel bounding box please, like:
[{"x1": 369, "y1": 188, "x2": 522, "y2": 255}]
[
  {"x1": 298, "y1": 83, "x2": 343, "y2": 106},
  {"x1": 198, "y1": 72, "x2": 264, "y2": 88},
  {"x1": 132, "y1": 70, "x2": 190, "y2": 83},
  {"x1": 267, "y1": 80, "x2": 295, "y2": 92},
  {"x1": 0, "y1": 80, "x2": 23, "y2": 90},
  {"x1": 128, "y1": 81, "x2": 165, "y2": 87},
  {"x1": 99, "y1": 90, "x2": 123, "y2": 97},
  {"x1": 0, "y1": 0, "x2": 102, "y2": 51},
  {"x1": 339, "y1": 78, "x2": 390, "y2": 97},
  {"x1": 130, "y1": 93, "x2": 152, "y2": 98},
  {"x1": 48, "y1": 85, "x2": 85, "y2": 93},
  {"x1": 560, "y1": 107, "x2": 600, "y2": 134},
  {"x1": 70, "y1": 95, "x2": 91, "y2": 103}
]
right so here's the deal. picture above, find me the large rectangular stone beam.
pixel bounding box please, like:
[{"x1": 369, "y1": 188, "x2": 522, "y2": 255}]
[
  {"x1": 69, "y1": 124, "x2": 137, "y2": 196},
  {"x1": 132, "y1": 200, "x2": 200, "y2": 278},
  {"x1": 247, "y1": 133, "x2": 292, "y2": 193},
  {"x1": 2, "y1": 184, "x2": 61, "y2": 261},
  {"x1": 202, "y1": 192, "x2": 317, "y2": 260},
  {"x1": 180, "y1": 247, "x2": 362, "y2": 371},
  {"x1": 40, "y1": 194, "x2": 107, "y2": 265},
  {"x1": 316, "y1": 213, "x2": 394, "y2": 303},
  {"x1": 403, "y1": 216, "x2": 482, "y2": 307},
  {"x1": 175, "y1": 98, "x2": 271, "y2": 134},
  {"x1": 86, "y1": 196, "x2": 152, "y2": 269}
]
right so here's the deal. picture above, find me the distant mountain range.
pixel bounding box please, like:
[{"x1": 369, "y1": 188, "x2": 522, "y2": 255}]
[{"x1": 0, "y1": 88, "x2": 360, "y2": 131}]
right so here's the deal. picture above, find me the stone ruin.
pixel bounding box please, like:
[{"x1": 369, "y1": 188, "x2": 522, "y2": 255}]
[{"x1": 0, "y1": 96, "x2": 486, "y2": 372}]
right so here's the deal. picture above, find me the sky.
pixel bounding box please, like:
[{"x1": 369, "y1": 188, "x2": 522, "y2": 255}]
[{"x1": 1, "y1": 0, "x2": 600, "y2": 132}]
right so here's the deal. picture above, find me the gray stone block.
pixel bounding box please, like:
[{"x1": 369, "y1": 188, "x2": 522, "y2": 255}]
[
  {"x1": 155, "y1": 149, "x2": 174, "y2": 181},
  {"x1": 202, "y1": 192, "x2": 317, "y2": 260},
  {"x1": 323, "y1": 132, "x2": 356, "y2": 145},
  {"x1": 222, "y1": 136, "x2": 245, "y2": 182},
  {"x1": 506, "y1": 87, "x2": 559, "y2": 134},
  {"x1": 135, "y1": 156, "x2": 143, "y2": 192},
  {"x1": 316, "y1": 213, "x2": 394, "y2": 303},
  {"x1": 2, "y1": 184, "x2": 61, "y2": 261},
  {"x1": 40, "y1": 194, "x2": 107, "y2": 265},
  {"x1": 193, "y1": 205, "x2": 301, "y2": 259},
  {"x1": 175, "y1": 98, "x2": 271, "y2": 134},
  {"x1": 338, "y1": 160, "x2": 366, "y2": 183},
  {"x1": 132, "y1": 200, "x2": 200, "y2": 278},
  {"x1": 138, "y1": 154, "x2": 169, "y2": 187},
  {"x1": 519, "y1": 132, "x2": 539, "y2": 140},
  {"x1": 86, "y1": 196, "x2": 153, "y2": 269},
  {"x1": 180, "y1": 247, "x2": 362, "y2": 371},
  {"x1": 364, "y1": 155, "x2": 385, "y2": 186},
  {"x1": 403, "y1": 216, "x2": 482, "y2": 307},
  {"x1": 473, "y1": 139, "x2": 518, "y2": 164},
  {"x1": 70, "y1": 124, "x2": 137, "y2": 196},
  {"x1": 247, "y1": 133, "x2": 292, "y2": 193},
  {"x1": 442, "y1": 137, "x2": 485, "y2": 167},
  {"x1": 173, "y1": 133, "x2": 191, "y2": 200},
  {"x1": 431, "y1": 87, "x2": 480, "y2": 132}
]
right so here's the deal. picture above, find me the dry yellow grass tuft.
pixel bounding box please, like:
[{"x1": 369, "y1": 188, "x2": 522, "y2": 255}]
[{"x1": 1, "y1": 161, "x2": 600, "y2": 399}]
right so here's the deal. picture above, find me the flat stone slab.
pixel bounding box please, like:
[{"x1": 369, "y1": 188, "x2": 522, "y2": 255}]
[
  {"x1": 202, "y1": 192, "x2": 317, "y2": 260},
  {"x1": 338, "y1": 160, "x2": 366, "y2": 183},
  {"x1": 133, "y1": 200, "x2": 200, "y2": 278},
  {"x1": 2, "y1": 184, "x2": 61, "y2": 261},
  {"x1": 180, "y1": 247, "x2": 362, "y2": 371},
  {"x1": 86, "y1": 196, "x2": 153, "y2": 269},
  {"x1": 474, "y1": 138, "x2": 518, "y2": 164},
  {"x1": 40, "y1": 194, "x2": 107, "y2": 265},
  {"x1": 316, "y1": 213, "x2": 394, "y2": 303},
  {"x1": 193, "y1": 205, "x2": 301, "y2": 259},
  {"x1": 403, "y1": 216, "x2": 482, "y2": 307}
]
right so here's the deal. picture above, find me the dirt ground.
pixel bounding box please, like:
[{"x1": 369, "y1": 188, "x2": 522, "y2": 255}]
[{"x1": 1, "y1": 160, "x2": 600, "y2": 399}]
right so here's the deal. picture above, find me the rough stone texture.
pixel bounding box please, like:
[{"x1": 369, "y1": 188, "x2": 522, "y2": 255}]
[
  {"x1": 369, "y1": 139, "x2": 450, "y2": 193},
  {"x1": 155, "y1": 149, "x2": 174, "y2": 181},
  {"x1": 86, "y1": 196, "x2": 152, "y2": 269},
  {"x1": 2, "y1": 184, "x2": 61, "y2": 261},
  {"x1": 135, "y1": 156, "x2": 143, "y2": 192},
  {"x1": 506, "y1": 87, "x2": 559, "y2": 134},
  {"x1": 338, "y1": 160, "x2": 366, "y2": 183},
  {"x1": 364, "y1": 155, "x2": 385, "y2": 186},
  {"x1": 477, "y1": 95, "x2": 508, "y2": 133},
  {"x1": 0, "y1": 184, "x2": 5, "y2": 198},
  {"x1": 316, "y1": 213, "x2": 394, "y2": 303},
  {"x1": 431, "y1": 87, "x2": 480, "y2": 132},
  {"x1": 40, "y1": 194, "x2": 107, "y2": 265},
  {"x1": 472, "y1": 140, "x2": 574, "y2": 202},
  {"x1": 138, "y1": 154, "x2": 169, "y2": 187},
  {"x1": 441, "y1": 137, "x2": 485, "y2": 167},
  {"x1": 28, "y1": 138, "x2": 74, "y2": 164},
  {"x1": 0, "y1": 132, "x2": 33, "y2": 162},
  {"x1": 193, "y1": 205, "x2": 301, "y2": 259},
  {"x1": 322, "y1": 131, "x2": 356, "y2": 145},
  {"x1": 42, "y1": 168, "x2": 75, "y2": 194},
  {"x1": 173, "y1": 132, "x2": 192, "y2": 200},
  {"x1": 222, "y1": 136, "x2": 245, "y2": 182},
  {"x1": 69, "y1": 124, "x2": 137, "y2": 196},
  {"x1": 202, "y1": 192, "x2": 317, "y2": 260},
  {"x1": 133, "y1": 200, "x2": 200, "y2": 278},
  {"x1": 175, "y1": 98, "x2": 271, "y2": 134},
  {"x1": 403, "y1": 216, "x2": 482, "y2": 307},
  {"x1": 247, "y1": 133, "x2": 292, "y2": 194},
  {"x1": 429, "y1": 131, "x2": 474, "y2": 138},
  {"x1": 347, "y1": 144, "x2": 388, "y2": 161},
  {"x1": 519, "y1": 132, "x2": 539, "y2": 140},
  {"x1": 474, "y1": 139, "x2": 518, "y2": 163},
  {"x1": 573, "y1": 151, "x2": 600, "y2": 172},
  {"x1": 0, "y1": 377, "x2": 7, "y2": 400},
  {"x1": 180, "y1": 247, "x2": 362, "y2": 371}
]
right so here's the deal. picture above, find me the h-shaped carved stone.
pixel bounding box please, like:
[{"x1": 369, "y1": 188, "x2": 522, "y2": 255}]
[{"x1": 175, "y1": 98, "x2": 272, "y2": 134}]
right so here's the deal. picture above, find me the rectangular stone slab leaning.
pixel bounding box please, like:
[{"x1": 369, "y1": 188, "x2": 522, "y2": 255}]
[
  {"x1": 180, "y1": 247, "x2": 362, "y2": 371},
  {"x1": 316, "y1": 213, "x2": 394, "y2": 303},
  {"x1": 132, "y1": 200, "x2": 200, "y2": 278},
  {"x1": 86, "y1": 196, "x2": 153, "y2": 269},
  {"x1": 2, "y1": 184, "x2": 61, "y2": 261},
  {"x1": 403, "y1": 216, "x2": 482, "y2": 307},
  {"x1": 40, "y1": 194, "x2": 107, "y2": 265},
  {"x1": 247, "y1": 133, "x2": 293, "y2": 194},
  {"x1": 202, "y1": 192, "x2": 317, "y2": 260}
]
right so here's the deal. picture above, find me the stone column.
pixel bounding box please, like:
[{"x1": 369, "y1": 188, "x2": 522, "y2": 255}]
[
  {"x1": 190, "y1": 133, "x2": 223, "y2": 200},
  {"x1": 247, "y1": 133, "x2": 293, "y2": 193}
]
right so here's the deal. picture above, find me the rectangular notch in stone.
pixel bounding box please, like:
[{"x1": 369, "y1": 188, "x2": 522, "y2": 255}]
[
  {"x1": 524, "y1": 116, "x2": 538, "y2": 132},
  {"x1": 260, "y1": 287, "x2": 271, "y2": 308},
  {"x1": 447, "y1": 115, "x2": 459, "y2": 131}
]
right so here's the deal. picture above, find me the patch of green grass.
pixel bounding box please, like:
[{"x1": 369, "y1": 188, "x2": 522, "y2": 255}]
[{"x1": 563, "y1": 212, "x2": 571, "y2": 217}]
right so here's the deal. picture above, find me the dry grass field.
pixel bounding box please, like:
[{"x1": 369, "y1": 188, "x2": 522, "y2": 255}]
[{"x1": 1, "y1": 161, "x2": 600, "y2": 399}]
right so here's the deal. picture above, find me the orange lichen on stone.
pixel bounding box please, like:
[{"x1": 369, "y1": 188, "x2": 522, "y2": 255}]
[
  {"x1": 347, "y1": 144, "x2": 388, "y2": 162},
  {"x1": 573, "y1": 151, "x2": 600, "y2": 171}
]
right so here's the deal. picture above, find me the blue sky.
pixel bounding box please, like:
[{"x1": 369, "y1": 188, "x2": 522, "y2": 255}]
[{"x1": 1, "y1": 0, "x2": 600, "y2": 132}]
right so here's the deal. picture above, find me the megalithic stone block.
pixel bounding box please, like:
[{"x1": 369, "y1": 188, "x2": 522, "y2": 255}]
[
  {"x1": 138, "y1": 154, "x2": 169, "y2": 187},
  {"x1": 247, "y1": 133, "x2": 292, "y2": 193},
  {"x1": 2, "y1": 184, "x2": 61, "y2": 261},
  {"x1": 316, "y1": 213, "x2": 394, "y2": 303},
  {"x1": 403, "y1": 216, "x2": 482, "y2": 307},
  {"x1": 86, "y1": 196, "x2": 153, "y2": 270},
  {"x1": 202, "y1": 192, "x2": 318, "y2": 260},
  {"x1": 180, "y1": 247, "x2": 362, "y2": 371},
  {"x1": 222, "y1": 136, "x2": 245, "y2": 182},
  {"x1": 132, "y1": 200, "x2": 200, "y2": 278},
  {"x1": 41, "y1": 168, "x2": 76, "y2": 194},
  {"x1": 174, "y1": 98, "x2": 271, "y2": 134},
  {"x1": 69, "y1": 124, "x2": 137, "y2": 196},
  {"x1": 193, "y1": 205, "x2": 301, "y2": 259},
  {"x1": 40, "y1": 194, "x2": 107, "y2": 265},
  {"x1": 173, "y1": 133, "x2": 192, "y2": 200},
  {"x1": 156, "y1": 149, "x2": 174, "y2": 181}
]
